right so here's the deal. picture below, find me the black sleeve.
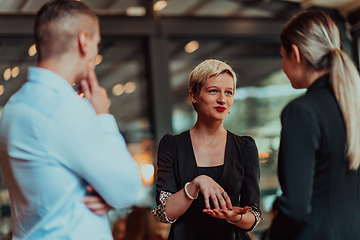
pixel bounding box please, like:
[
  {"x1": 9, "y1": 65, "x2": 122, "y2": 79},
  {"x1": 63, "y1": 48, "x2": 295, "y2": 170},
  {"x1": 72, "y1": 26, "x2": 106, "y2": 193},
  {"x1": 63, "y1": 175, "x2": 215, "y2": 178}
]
[
  {"x1": 239, "y1": 136, "x2": 261, "y2": 208},
  {"x1": 155, "y1": 134, "x2": 178, "y2": 205},
  {"x1": 239, "y1": 136, "x2": 261, "y2": 231},
  {"x1": 269, "y1": 101, "x2": 321, "y2": 240}
]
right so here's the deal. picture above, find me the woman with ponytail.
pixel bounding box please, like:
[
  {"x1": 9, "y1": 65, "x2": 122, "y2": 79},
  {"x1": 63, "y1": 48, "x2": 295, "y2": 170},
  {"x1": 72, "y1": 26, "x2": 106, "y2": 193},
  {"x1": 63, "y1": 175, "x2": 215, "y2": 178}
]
[{"x1": 269, "y1": 10, "x2": 360, "y2": 240}]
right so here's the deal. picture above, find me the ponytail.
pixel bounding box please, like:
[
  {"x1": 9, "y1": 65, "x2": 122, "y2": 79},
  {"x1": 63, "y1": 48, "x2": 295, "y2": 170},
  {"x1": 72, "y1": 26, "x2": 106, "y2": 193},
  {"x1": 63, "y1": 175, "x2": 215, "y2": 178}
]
[
  {"x1": 331, "y1": 48, "x2": 360, "y2": 169},
  {"x1": 280, "y1": 10, "x2": 360, "y2": 170}
]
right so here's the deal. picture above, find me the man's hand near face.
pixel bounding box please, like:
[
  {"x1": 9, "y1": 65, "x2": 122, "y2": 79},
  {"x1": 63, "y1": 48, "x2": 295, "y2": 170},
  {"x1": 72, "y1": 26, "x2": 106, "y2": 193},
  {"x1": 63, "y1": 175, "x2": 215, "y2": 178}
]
[{"x1": 80, "y1": 62, "x2": 109, "y2": 115}]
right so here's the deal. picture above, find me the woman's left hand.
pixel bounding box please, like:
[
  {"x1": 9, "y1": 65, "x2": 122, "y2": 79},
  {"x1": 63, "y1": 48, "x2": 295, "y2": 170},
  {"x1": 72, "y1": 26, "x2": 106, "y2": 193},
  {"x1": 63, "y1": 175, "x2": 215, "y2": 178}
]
[{"x1": 203, "y1": 206, "x2": 247, "y2": 222}]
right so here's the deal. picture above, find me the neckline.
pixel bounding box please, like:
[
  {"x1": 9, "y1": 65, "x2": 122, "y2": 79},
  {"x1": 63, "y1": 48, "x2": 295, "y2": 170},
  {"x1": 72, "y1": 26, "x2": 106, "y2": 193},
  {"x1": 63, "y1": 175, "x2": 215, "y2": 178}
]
[
  {"x1": 198, "y1": 164, "x2": 224, "y2": 169},
  {"x1": 307, "y1": 73, "x2": 330, "y2": 92},
  {"x1": 187, "y1": 130, "x2": 229, "y2": 169}
]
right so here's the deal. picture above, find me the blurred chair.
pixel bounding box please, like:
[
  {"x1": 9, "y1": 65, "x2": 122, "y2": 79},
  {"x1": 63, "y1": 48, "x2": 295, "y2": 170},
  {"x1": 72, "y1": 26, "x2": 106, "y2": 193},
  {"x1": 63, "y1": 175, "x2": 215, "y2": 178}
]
[
  {"x1": 155, "y1": 220, "x2": 171, "y2": 240},
  {"x1": 123, "y1": 207, "x2": 157, "y2": 240},
  {"x1": 261, "y1": 197, "x2": 280, "y2": 240},
  {"x1": 112, "y1": 216, "x2": 127, "y2": 240}
]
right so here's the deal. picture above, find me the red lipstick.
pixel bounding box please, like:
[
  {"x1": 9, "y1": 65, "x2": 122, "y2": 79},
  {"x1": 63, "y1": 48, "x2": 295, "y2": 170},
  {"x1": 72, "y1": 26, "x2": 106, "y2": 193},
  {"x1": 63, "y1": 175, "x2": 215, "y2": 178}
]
[{"x1": 215, "y1": 107, "x2": 226, "y2": 112}]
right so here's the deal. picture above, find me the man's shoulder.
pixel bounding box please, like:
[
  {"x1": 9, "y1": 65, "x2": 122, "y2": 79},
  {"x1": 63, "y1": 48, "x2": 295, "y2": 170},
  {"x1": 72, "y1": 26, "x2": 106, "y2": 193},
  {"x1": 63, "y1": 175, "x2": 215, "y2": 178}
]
[
  {"x1": 7, "y1": 81, "x2": 63, "y2": 115},
  {"x1": 1, "y1": 81, "x2": 95, "y2": 134}
]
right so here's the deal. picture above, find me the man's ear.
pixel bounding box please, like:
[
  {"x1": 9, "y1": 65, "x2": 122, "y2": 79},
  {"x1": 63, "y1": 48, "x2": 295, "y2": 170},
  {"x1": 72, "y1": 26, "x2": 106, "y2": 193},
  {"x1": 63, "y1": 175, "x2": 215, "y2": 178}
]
[
  {"x1": 291, "y1": 44, "x2": 301, "y2": 63},
  {"x1": 78, "y1": 30, "x2": 89, "y2": 55}
]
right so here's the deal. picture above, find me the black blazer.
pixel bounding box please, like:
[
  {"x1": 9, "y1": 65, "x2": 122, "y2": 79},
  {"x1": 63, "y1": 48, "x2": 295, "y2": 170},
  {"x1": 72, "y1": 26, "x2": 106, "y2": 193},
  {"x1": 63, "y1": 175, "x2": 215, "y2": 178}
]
[
  {"x1": 155, "y1": 130, "x2": 260, "y2": 240},
  {"x1": 269, "y1": 74, "x2": 360, "y2": 240}
]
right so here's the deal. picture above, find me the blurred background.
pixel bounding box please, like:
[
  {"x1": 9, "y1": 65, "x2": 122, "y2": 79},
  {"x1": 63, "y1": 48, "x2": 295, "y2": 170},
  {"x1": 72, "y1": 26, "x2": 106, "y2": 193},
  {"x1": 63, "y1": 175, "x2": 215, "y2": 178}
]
[{"x1": 0, "y1": 0, "x2": 359, "y2": 239}]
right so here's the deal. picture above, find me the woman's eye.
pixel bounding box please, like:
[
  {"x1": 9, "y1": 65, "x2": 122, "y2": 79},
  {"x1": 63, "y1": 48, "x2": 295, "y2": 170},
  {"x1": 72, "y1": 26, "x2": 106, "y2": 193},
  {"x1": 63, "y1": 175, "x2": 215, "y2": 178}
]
[
  {"x1": 226, "y1": 91, "x2": 233, "y2": 95},
  {"x1": 209, "y1": 89, "x2": 217, "y2": 93}
]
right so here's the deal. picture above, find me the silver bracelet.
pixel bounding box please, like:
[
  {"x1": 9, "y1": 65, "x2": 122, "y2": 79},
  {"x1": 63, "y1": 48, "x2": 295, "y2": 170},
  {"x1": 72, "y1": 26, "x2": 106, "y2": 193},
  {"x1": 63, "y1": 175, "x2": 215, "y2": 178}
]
[
  {"x1": 184, "y1": 182, "x2": 198, "y2": 200},
  {"x1": 227, "y1": 213, "x2": 243, "y2": 224}
]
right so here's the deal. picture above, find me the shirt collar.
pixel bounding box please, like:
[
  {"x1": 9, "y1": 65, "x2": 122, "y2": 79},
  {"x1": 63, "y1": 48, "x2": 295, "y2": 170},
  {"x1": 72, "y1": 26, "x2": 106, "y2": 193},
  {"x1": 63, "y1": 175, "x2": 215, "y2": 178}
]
[
  {"x1": 27, "y1": 67, "x2": 78, "y2": 97},
  {"x1": 307, "y1": 73, "x2": 331, "y2": 92}
]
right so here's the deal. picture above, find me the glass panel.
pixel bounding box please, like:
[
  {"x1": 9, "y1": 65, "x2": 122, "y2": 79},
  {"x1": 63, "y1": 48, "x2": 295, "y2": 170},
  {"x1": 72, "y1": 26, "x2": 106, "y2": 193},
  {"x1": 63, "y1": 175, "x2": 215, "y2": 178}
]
[
  {"x1": 97, "y1": 38, "x2": 156, "y2": 209},
  {"x1": 169, "y1": 39, "x2": 305, "y2": 238}
]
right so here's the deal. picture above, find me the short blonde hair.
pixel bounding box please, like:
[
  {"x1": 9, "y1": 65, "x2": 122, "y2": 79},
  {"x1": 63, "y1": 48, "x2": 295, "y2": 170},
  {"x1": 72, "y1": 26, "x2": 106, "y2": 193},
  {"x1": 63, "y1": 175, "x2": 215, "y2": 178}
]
[{"x1": 188, "y1": 59, "x2": 237, "y2": 95}]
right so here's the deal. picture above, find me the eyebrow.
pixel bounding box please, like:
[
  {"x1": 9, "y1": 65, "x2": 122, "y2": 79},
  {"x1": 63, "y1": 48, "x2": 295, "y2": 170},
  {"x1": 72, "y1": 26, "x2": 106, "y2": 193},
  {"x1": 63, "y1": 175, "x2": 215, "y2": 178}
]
[{"x1": 206, "y1": 86, "x2": 234, "y2": 90}]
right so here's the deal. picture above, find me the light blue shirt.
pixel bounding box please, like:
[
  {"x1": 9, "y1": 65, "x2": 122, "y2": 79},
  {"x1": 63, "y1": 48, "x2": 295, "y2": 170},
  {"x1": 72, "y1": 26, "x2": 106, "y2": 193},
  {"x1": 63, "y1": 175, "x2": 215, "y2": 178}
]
[{"x1": 0, "y1": 67, "x2": 141, "y2": 240}]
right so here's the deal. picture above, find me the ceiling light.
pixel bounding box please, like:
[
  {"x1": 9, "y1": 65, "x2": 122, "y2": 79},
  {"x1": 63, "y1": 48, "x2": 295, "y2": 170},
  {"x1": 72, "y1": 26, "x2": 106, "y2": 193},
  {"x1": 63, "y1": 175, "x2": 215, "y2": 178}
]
[
  {"x1": 12, "y1": 67, "x2": 19, "y2": 78},
  {"x1": 28, "y1": 44, "x2": 37, "y2": 57},
  {"x1": 154, "y1": 1, "x2": 167, "y2": 11},
  {"x1": 112, "y1": 84, "x2": 124, "y2": 96},
  {"x1": 95, "y1": 54, "x2": 103, "y2": 66},
  {"x1": 126, "y1": 6, "x2": 146, "y2": 16},
  {"x1": 259, "y1": 152, "x2": 269, "y2": 158},
  {"x1": 185, "y1": 40, "x2": 199, "y2": 53},
  {"x1": 124, "y1": 82, "x2": 136, "y2": 94},
  {"x1": 3, "y1": 68, "x2": 11, "y2": 81},
  {"x1": 141, "y1": 164, "x2": 154, "y2": 185},
  {"x1": 0, "y1": 85, "x2": 4, "y2": 96}
]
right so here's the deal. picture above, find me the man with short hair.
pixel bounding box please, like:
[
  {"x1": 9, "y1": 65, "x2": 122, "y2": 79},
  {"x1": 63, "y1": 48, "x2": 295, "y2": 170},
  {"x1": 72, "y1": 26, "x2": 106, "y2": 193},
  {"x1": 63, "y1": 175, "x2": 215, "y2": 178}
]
[{"x1": 0, "y1": 1, "x2": 141, "y2": 239}]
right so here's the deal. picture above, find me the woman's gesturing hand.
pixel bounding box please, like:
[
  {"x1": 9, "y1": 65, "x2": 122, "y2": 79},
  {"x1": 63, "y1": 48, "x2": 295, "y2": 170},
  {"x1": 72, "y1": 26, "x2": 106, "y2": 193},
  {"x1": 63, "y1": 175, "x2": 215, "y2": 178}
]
[
  {"x1": 193, "y1": 175, "x2": 232, "y2": 211},
  {"x1": 203, "y1": 206, "x2": 248, "y2": 222}
]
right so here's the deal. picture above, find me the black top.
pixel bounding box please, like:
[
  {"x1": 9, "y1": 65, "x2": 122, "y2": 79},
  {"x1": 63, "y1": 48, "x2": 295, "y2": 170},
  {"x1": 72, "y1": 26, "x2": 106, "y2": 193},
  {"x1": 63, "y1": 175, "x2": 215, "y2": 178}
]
[
  {"x1": 198, "y1": 165, "x2": 224, "y2": 182},
  {"x1": 155, "y1": 130, "x2": 260, "y2": 240},
  {"x1": 269, "y1": 74, "x2": 360, "y2": 240}
]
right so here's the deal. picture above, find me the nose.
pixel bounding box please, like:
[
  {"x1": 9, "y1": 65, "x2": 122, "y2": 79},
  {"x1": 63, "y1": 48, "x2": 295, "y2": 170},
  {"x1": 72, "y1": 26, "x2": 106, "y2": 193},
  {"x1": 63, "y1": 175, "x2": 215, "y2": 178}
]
[{"x1": 217, "y1": 94, "x2": 226, "y2": 105}]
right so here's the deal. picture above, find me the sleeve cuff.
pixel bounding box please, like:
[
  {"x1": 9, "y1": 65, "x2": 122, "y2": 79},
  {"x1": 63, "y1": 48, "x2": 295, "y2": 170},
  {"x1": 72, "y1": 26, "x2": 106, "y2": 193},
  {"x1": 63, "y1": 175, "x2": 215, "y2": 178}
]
[
  {"x1": 151, "y1": 191, "x2": 177, "y2": 223},
  {"x1": 245, "y1": 206, "x2": 263, "y2": 231}
]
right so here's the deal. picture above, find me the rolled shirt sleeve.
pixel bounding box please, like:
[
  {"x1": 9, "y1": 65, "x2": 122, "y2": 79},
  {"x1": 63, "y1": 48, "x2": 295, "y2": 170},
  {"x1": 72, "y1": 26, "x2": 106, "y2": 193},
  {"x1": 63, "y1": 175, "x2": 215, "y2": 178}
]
[{"x1": 152, "y1": 134, "x2": 179, "y2": 222}]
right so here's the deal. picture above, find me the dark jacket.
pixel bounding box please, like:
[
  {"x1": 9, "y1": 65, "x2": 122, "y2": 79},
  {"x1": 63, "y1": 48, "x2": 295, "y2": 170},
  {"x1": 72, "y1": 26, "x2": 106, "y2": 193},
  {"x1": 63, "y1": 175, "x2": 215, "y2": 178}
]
[
  {"x1": 269, "y1": 74, "x2": 360, "y2": 240},
  {"x1": 155, "y1": 130, "x2": 260, "y2": 240}
]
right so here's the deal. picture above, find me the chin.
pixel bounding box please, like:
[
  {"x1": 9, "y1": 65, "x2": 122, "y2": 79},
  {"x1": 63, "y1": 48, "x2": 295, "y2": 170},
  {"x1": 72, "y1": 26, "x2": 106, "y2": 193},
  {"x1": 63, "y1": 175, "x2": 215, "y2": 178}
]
[
  {"x1": 210, "y1": 114, "x2": 227, "y2": 121},
  {"x1": 291, "y1": 83, "x2": 307, "y2": 89},
  {"x1": 290, "y1": 83, "x2": 300, "y2": 89},
  {"x1": 73, "y1": 68, "x2": 86, "y2": 83}
]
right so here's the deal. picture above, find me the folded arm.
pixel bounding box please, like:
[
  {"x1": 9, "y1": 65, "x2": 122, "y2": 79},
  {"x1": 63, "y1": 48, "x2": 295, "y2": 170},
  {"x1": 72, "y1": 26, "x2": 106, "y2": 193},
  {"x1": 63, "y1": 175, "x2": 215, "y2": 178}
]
[{"x1": 48, "y1": 99, "x2": 141, "y2": 209}]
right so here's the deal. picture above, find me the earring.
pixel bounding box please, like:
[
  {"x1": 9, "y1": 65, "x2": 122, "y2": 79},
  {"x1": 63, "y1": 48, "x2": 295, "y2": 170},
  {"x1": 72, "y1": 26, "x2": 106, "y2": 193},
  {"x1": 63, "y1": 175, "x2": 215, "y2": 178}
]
[{"x1": 194, "y1": 102, "x2": 198, "y2": 112}]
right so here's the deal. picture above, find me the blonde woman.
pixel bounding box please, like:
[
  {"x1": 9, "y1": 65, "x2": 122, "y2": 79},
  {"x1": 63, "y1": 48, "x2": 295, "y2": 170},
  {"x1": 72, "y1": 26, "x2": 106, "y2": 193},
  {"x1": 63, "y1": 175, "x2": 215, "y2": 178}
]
[
  {"x1": 152, "y1": 59, "x2": 262, "y2": 240},
  {"x1": 269, "y1": 10, "x2": 360, "y2": 240}
]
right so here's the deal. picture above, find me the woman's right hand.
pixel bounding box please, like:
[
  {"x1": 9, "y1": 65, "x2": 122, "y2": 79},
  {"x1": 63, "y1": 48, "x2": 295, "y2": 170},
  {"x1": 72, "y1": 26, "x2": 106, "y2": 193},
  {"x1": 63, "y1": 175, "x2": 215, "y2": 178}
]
[{"x1": 193, "y1": 175, "x2": 232, "y2": 211}]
